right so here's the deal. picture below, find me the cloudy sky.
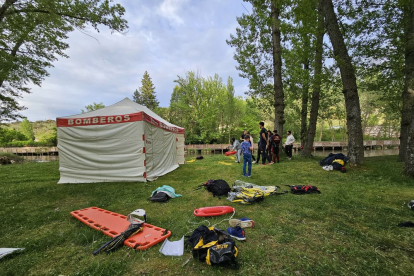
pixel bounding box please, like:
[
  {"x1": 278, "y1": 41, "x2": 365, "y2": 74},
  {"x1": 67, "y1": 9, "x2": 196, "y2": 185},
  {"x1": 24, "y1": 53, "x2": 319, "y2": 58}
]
[{"x1": 19, "y1": 0, "x2": 252, "y2": 121}]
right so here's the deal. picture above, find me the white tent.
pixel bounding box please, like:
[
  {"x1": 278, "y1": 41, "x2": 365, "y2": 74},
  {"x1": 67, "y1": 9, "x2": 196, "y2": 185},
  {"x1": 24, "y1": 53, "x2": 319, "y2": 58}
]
[{"x1": 56, "y1": 98, "x2": 185, "y2": 183}]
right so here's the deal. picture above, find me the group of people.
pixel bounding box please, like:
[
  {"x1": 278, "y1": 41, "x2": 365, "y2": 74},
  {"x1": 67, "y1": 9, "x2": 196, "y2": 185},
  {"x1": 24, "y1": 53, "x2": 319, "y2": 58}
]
[{"x1": 230, "y1": 122, "x2": 296, "y2": 177}]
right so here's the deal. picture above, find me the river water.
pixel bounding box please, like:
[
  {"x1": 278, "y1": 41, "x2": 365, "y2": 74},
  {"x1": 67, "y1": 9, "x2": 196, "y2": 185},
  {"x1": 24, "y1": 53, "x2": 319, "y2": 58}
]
[
  {"x1": 24, "y1": 155, "x2": 59, "y2": 162},
  {"x1": 302, "y1": 148, "x2": 399, "y2": 157}
]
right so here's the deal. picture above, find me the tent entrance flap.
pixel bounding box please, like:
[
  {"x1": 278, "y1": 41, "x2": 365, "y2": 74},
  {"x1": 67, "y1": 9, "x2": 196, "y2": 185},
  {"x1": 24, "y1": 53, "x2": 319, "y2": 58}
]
[{"x1": 145, "y1": 122, "x2": 178, "y2": 181}]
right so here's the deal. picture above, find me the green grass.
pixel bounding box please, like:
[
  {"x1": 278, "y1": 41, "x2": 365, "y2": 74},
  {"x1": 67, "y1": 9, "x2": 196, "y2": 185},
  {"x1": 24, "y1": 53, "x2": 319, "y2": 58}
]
[{"x1": 0, "y1": 155, "x2": 413, "y2": 276}]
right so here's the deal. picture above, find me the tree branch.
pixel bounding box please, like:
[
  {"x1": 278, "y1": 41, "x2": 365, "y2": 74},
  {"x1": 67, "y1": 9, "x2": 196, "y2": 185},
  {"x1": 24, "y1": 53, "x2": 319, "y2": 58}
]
[
  {"x1": 0, "y1": 0, "x2": 18, "y2": 24},
  {"x1": 3, "y1": 8, "x2": 103, "y2": 24}
]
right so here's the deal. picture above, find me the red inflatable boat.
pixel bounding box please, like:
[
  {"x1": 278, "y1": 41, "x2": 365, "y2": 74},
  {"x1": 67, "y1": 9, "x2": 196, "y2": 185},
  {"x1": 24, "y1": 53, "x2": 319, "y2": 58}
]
[
  {"x1": 225, "y1": 150, "x2": 237, "y2": 156},
  {"x1": 193, "y1": 206, "x2": 235, "y2": 217}
]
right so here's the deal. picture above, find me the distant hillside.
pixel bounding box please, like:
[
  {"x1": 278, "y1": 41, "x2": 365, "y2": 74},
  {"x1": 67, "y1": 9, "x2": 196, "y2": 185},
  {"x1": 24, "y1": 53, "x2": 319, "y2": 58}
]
[{"x1": 6, "y1": 120, "x2": 56, "y2": 142}]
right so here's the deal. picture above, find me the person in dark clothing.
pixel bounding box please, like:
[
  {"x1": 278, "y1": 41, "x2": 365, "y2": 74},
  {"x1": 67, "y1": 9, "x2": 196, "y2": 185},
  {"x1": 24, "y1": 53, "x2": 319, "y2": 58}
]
[
  {"x1": 240, "y1": 129, "x2": 247, "y2": 140},
  {"x1": 258, "y1": 122, "x2": 273, "y2": 165},
  {"x1": 271, "y1": 130, "x2": 281, "y2": 163},
  {"x1": 267, "y1": 130, "x2": 273, "y2": 155}
]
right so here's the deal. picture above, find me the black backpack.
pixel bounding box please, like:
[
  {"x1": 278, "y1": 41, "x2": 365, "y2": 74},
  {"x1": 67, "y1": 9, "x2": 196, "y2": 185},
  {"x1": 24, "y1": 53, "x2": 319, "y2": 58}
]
[
  {"x1": 150, "y1": 191, "x2": 170, "y2": 202},
  {"x1": 198, "y1": 179, "x2": 231, "y2": 198},
  {"x1": 288, "y1": 185, "x2": 321, "y2": 194}
]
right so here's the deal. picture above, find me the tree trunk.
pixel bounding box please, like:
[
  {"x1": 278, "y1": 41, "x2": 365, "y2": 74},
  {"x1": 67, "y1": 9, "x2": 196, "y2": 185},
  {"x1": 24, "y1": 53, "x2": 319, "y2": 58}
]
[
  {"x1": 300, "y1": 60, "x2": 310, "y2": 147},
  {"x1": 320, "y1": 0, "x2": 364, "y2": 165},
  {"x1": 271, "y1": 0, "x2": 285, "y2": 140},
  {"x1": 403, "y1": 0, "x2": 414, "y2": 177},
  {"x1": 399, "y1": 97, "x2": 410, "y2": 161},
  {"x1": 302, "y1": 2, "x2": 324, "y2": 157},
  {"x1": 400, "y1": 1, "x2": 414, "y2": 163}
]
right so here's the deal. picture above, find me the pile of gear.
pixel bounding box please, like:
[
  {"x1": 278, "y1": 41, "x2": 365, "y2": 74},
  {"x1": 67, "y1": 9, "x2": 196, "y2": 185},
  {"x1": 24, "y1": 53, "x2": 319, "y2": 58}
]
[
  {"x1": 227, "y1": 180, "x2": 286, "y2": 204},
  {"x1": 198, "y1": 179, "x2": 321, "y2": 205},
  {"x1": 319, "y1": 153, "x2": 349, "y2": 172},
  {"x1": 150, "y1": 185, "x2": 182, "y2": 202},
  {"x1": 186, "y1": 217, "x2": 257, "y2": 269},
  {"x1": 66, "y1": 177, "x2": 323, "y2": 270}
]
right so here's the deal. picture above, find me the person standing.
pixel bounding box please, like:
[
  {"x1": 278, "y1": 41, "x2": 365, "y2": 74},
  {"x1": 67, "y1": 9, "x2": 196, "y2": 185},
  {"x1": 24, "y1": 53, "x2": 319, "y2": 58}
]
[
  {"x1": 240, "y1": 129, "x2": 247, "y2": 140},
  {"x1": 271, "y1": 130, "x2": 281, "y2": 163},
  {"x1": 259, "y1": 122, "x2": 273, "y2": 165},
  {"x1": 231, "y1": 137, "x2": 241, "y2": 163},
  {"x1": 247, "y1": 131, "x2": 257, "y2": 163},
  {"x1": 256, "y1": 138, "x2": 261, "y2": 165},
  {"x1": 285, "y1": 130, "x2": 295, "y2": 160},
  {"x1": 240, "y1": 135, "x2": 253, "y2": 177},
  {"x1": 267, "y1": 130, "x2": 273, "y2": 155}
]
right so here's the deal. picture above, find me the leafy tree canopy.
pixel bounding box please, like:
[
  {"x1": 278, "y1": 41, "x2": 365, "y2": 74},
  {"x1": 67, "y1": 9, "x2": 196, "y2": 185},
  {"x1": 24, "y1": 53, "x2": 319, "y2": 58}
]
[
  {"x1": 169, "y1": 71, "x2": 261, "y2": 144},
  {"x1": 0, "y1": 0, "x2": 128, "y2": 122}
]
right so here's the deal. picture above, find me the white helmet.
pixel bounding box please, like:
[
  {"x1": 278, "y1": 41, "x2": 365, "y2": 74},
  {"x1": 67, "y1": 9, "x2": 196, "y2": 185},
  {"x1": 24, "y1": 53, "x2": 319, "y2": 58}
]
[{"x1": 408, "y1": 200, "x2": 414, "y2": 210}]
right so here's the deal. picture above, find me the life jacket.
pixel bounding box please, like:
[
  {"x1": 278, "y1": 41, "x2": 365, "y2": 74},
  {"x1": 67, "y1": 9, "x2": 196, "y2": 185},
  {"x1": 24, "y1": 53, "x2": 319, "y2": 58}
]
[
  {"x1": 186, "y1": 225, "x2": 239, "y2": 268},
  {"x1": 332, "y1": 159, "x2": 345, "y2": 170},
  {"x1": 272, "y1": 134, "x2": 281, "y2": 146}
]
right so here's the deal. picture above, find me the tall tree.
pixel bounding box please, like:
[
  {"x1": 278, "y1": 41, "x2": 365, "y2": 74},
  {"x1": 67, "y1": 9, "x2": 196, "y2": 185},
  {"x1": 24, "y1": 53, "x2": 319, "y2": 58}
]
[
  {"x1": 170, "y1": 71, "x2": 220, "y2": 143},
  {"x1": 271, "y1": 0, "x2": 285, "y2": 138},
  {"x1": 227, "y1": 0, "x2": 286, "y2": 141},
  {"x1": 133, "y1": 71, "x2": 159, "y2": 110},
  {"x1": 224, "y1": 77, "x2": 238, "y2": 143},
  {"x1": 0, "y1": 0, "x2": 128, "y2": 122},
  {"x1": 169, "y1": 71, "x2": 256, "y2": 144},
  {"x1": 20, "y1": 117, "x2": 34, "y2": 141},
  {"x1": 284, "y1": 0, "x2": 319, "y2": 148},
  {"x1": 320, "y1": 0, "x2": 364, "y2": 165},
  {"x1": 402, "y1": 0, "x2": 414, "y2": 177},
  {"x1": 337, "y1": 0, "x2": 404, "y2": 159},
  {"x1": 302, "y1": 0, "x2": 324, "y2": 157}
]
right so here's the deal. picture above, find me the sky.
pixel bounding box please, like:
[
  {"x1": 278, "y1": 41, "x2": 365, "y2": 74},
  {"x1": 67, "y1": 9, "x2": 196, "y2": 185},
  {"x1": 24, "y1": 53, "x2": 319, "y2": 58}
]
[{"x1": 18, "y1": 0, "x2": 252, "y2": 121}]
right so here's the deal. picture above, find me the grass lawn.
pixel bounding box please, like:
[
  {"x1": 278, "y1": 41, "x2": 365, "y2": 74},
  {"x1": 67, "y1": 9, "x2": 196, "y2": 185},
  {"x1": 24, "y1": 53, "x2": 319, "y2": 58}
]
[{"x1": 0, "y1": 154, "x2": 413, "y2": 276}]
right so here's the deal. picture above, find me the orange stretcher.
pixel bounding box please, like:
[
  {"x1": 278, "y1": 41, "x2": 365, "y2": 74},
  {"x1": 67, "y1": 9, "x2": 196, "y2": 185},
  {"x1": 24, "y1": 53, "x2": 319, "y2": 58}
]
[{"x1": 71, "y1": 207, "x2": 171, "y2": 250}]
